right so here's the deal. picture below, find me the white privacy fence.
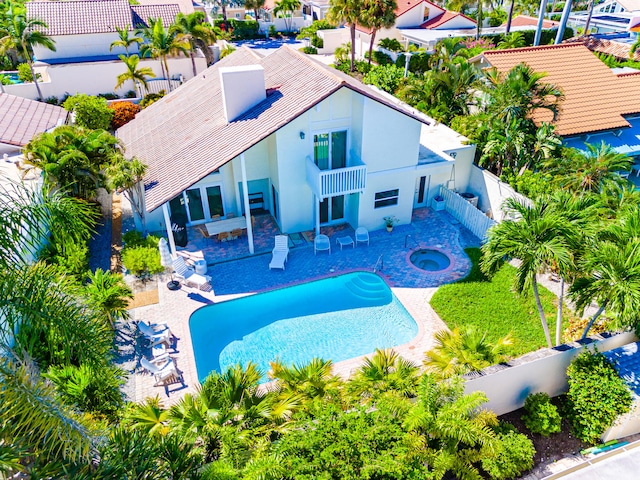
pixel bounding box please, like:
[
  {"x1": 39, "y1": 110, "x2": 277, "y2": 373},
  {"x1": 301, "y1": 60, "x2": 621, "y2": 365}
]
[{"x1": 439, "y1": 186, "x2": 495, "y2": 241}]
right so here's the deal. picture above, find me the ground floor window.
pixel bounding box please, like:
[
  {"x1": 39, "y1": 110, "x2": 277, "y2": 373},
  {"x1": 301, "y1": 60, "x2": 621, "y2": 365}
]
[{"x1": 374, "y1": 189, "x2": 399, "y2": 208}]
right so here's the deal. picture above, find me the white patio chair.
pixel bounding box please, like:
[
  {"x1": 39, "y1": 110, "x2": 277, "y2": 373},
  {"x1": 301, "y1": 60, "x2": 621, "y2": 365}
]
[
  {"x1": 172, "y1": 256, "x2": 211, "y2": 290},
  {"x1": 269, "y1": 235, "x2": 289, "y2": 270},
  {"x1": 355, "y1": 227, "x2": 369, "y2": 246},
  {"x1": 140, "y1": 357, "x2": 181, "y2": 387},
  {"x1": 138, "y1": 321, "x2": 172, "y2": 347},
  {"x1": 314, "y1": 234, "x2": 331, "y2": 255}
]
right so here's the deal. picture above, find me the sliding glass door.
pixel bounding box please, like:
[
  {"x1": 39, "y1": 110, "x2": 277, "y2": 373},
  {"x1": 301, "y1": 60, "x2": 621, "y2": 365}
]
[{"x1": 169, "y1": 184, "x2": 225, "y2": 225}]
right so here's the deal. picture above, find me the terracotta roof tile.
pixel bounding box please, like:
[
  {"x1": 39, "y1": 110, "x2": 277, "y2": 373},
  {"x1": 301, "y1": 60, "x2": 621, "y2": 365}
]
[
  {"x1": 479, "y1": 44, "x2": 640, "y2": 136},
  {"x1": 503, "y1": 14, "x2": 559, "y2": 28},
  {"x1": 0, "y1": 94, "x2": 68, "y2": 147},
  {"x1": 565, "y1": 35, "x2": 640, "y2": 62},
  {"x1": 420, "y1": 11, "x2": 475, "y2": 29},
  {"x1": 27, "y1": 0, "x2": 179, "y2": 36},
  {"x1": 117, "y1": 46, "x2": 432, "y2": 212}
]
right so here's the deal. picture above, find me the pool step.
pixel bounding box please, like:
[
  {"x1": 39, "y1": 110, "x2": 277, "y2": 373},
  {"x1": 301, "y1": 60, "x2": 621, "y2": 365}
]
[
  {"x1": 345, "y1": 276, "x2": 388, "y2": 300},
  {"x1": 351, "y1": 276, "x2": 386, "y2": 292}
]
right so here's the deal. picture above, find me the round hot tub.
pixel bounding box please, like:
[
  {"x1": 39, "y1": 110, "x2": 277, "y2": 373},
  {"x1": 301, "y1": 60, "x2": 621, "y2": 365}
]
[{"x1": 409, "y1": 248, "x2": 451, "y2": 272}]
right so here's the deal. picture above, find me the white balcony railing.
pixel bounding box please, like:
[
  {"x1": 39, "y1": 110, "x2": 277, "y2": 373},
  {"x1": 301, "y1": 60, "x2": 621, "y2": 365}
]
[{"x1": 306, "y1": 157, "x2": 367, "y2": 200}]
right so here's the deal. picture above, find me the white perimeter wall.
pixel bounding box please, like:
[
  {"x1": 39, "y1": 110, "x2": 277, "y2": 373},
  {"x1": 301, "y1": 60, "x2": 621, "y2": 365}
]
[
  {"x1": 317, "y1": 28, "x2": 350, "y2": 54},
  {"x1": 33, "y1": 33, "x2": 134, "y2": 61},
  {"x1": 3, "y1": 56, "x2": 205, "y2": 101},
  {"x1": 467, "y1": 165, "x2": 529, "y2": 221},
  {"x1": 465, "y1": 331, "x2": 638, "y2": 417}
]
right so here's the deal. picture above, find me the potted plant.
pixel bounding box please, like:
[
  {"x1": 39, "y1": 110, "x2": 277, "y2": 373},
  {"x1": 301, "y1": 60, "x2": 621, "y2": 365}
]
[{"x1": 383, "y1": 215, "x2": 398, "y2": 232}]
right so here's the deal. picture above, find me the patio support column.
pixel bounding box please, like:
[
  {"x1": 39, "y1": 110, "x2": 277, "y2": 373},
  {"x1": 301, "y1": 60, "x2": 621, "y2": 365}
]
[
  {"x1": 315, "y1": 195, "x2": 320, "y2": 235},
  {"x1": 533, "y1": 0, "x2": 549, "y2": 46},
  {"x1": 162, "y1": 202, "x2": 177, "y2": 256},
  {"x1": 240, "y1": 153, "x2": 255, "y2": 254}
]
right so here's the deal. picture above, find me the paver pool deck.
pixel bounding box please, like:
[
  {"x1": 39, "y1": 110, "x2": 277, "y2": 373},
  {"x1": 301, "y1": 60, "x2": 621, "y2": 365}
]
[{"x1": 120, "y1": 207, "x2": 481, "y2": 403}]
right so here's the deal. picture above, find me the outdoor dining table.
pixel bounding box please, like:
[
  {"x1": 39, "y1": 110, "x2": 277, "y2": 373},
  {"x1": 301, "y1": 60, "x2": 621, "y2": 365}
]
[{"x1": 205, "y1": 216, "x2": 247, "y2": 236}]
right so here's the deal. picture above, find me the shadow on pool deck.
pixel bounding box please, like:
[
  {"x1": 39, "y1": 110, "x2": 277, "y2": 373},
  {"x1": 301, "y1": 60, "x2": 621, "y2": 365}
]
[{"x1": 209, "y1": 208, "x2": 479, "y2": 297}]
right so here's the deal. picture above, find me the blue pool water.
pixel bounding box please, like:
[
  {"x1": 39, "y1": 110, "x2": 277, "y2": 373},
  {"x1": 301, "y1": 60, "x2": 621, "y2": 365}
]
[{"x1": 190, "y1": 272, "x2": 418, "y2": 382}]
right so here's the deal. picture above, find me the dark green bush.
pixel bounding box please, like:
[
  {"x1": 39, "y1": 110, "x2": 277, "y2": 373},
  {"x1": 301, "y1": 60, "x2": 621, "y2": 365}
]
[
  {"x1": 488, "y1": 8, "x2": 507, "y2": 27},
  {"x1": 522, "y1": 392, "x2": 562, "y2": 436},
  {"x1": 297, "y1": 20, "x2": 333, "y2": 49},
  {"x1": 566, "y1": 351, "x2": 633, "y2": 443},
  {"x1": 482, "y1": 423, "x2": 536, "y2": 480},
  {"x1": 395, "y1": 51, "x2": 431, "y2": 75},
  {"x1": 214, "y1": 18, "x2": 260, "y2": 39},
  {"x1": 378, "y1": 37, "x2": 404, "y2": 52},
  {"x1": 139, "y1": 90, "x2": 166, "y2": 109},
  {"x1": 122, "y1": 246, "x2": 163, "y2": 279},
  {"x1": 363, "y1": 64, "x2": 404, "y2": 93},
  {"x1": 63, "y1": 94, "x2": 113, "y2": 130},
  {"x1": 301, "y1": 46, "x2": 317, "y2": 54},
  {"x1": 366, "y1": 50, "x2": 393, "y2": 66},
  {"x1": 44, "y1": 96, "x2": 59, "y2": 105},
  {"x1": 98, "y1": 92, "x2": 120, "y2": 100}
]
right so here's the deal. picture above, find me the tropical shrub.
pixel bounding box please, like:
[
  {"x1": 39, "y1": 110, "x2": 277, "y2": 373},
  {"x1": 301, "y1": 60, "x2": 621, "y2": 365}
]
[
  {"x1": 84, "y1": 268, "x2": 133, "y2": 326},
  {"x1": 109, "y1": 101, "x2": 141, "y2": 129},
  {"x1": 366, "y1": 50, "x2": 393, "y2": 65},
  {"x1": 122, "y1": 246, "x2": 163, "y2": 279},
  {"x1": 213, "y1": 18, "x2": 260, "y2": 39},
  {"x1": 44, "y1": 95, "x2": 59, "y2": 105},
  {"x1": 488, "y1": 8, "x2": 507, "y2": 27},
  {"x1": 363, "y1": 64, "x2": 404, "y2": 93},
  {"x1": 395, "y1": 51, "x2": 431, "y2": 75},
  {"x1": 43, "y1": 238, "x2": 90, "y2": 277},
  {"x1": 297, "y1": 19, "x2": 334, "y2": 48},
  {"x1": 63, "y1": 94, "x2": 113, "y2": 130},
  {"x1": 0, "y1": 73, "x2": 11, "y2": 85},
  {"x1": 300, "y1": 46, "x2": 317, "y2": 54},
  {"x1": 124, "y1": 89, "x2": 137, "y2": 98},
  {"x1": 522, "y1": 392, "x2": 562, "y2": 436},
  {"x1": 482, "y1": 423, "x2": 536, "y2": 480},
  {"x1": 139, "y1": 90, "x2": 166, "y2": 109},
  {"x1": 45, "y1": 363, "x2": 126, "y2": 421},
  {"x1": 566, "y1": 351, "x2": 632, "y2": 443},
  {"x1": 379, "y1": 37, "x2": 404, "y2": 52},
  {"x1": 17, "y1": 62, "x2": 39, "y2": 82}
]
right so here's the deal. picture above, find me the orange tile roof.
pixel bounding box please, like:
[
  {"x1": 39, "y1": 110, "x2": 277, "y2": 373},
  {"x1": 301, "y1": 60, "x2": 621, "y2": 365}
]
[
  {"x1": 565, "y1": 35, "x2": 640, "y2": 62},
  {"x1": 503, "y1": 14, "x2": 559, "y2": 28},
  {"x1": 118, "y1": 46, "x2": 433, "y2": 212},
  {"x1": 420, "y1": 11, "x2": 475, "y2": 29},
  {"x1": 0, "y1": 94, "x2": 68, "y2": 147},
  {"x1": 479, "y1": 44, "x2": 640, "y2": 136}
]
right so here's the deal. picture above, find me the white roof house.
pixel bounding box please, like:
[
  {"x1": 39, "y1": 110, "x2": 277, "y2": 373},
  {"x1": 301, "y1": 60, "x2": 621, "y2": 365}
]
[{"x1": 117, "y1": 46, "x2": 476, "y2": 255}]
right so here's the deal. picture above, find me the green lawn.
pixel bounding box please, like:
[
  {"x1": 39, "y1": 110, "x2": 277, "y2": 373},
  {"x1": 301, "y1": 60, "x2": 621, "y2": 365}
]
[{"x1": 430, "y1": 248, "x2": 566, "y2": 356}]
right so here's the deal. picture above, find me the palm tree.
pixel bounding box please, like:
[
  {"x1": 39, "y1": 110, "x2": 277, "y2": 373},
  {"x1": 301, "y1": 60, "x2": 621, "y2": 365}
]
[
  {"x1": 327, "y1": 0, "x2": 362, "y2": 72},
  {"x1": 109, "y1": 25, "x2": 142, "y2": 56},
  {"x1": 403, "y1": 375, "x2": 498, "y2": 480},
  {"x1": 0, "y1": 183, "x2": 110, "y2": 474},
  {"x1": 1, "y1": 9, "x2": 56, "y2": 100},
  {"x1": 273, "y1": 0, "x2": 302, "y2": 33},
  {"x1": 497, "y1": 31, "x2": 525, "y2": 49},
  {"x1": 115, "y1": 54, "x2": 155, "y2": 97},
  {"x1": 269, "y1": 357, "x2": 341, "y2": 406},
  {"x1": 245, "y1": 0, "x2": 267, "y2": 20},
  {"x1": 547, "y1": 142, "x2": 633, "y2": 194},
  {"x1": 570, "y1": 209, "x2": 640, "y2": 338},
  {"x1": 23, "y1": 125, "x2": 122, "y2": 199},
  {"x1": 424, "y1": 327, "x2": 513, "y2": 378},
  {"x1": 106, "y1": 156, "x2": 148, "y2": 234},
  {"x1": 138, "y1": 18, "x2": 189, "y2": 92},
  {"x1": 482, "y1": 197, "x2": 573, "y2": 348},
  {"x1": 84, "y1": 268, "x2": 133, "y2": 327},
  {"x1": 348, "y1": 349, "x2": 419, "y2": 401},
  {"x1": 360, "y1": 0, "x2": 397, "y2": 65},
  {"x1": 170, "y1": 12, "x2": 217, "y2": 77}
]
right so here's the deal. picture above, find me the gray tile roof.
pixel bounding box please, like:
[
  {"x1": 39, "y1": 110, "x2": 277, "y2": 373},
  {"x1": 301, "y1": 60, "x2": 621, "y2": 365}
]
[
  {"x1": 26, "y1": 0, "x2": 179, "y2": 36},
  {"x1": 117, "y1": 46, "x2": 432, "y2": 213},
  {"x1": 0, "y1": 94, "x2": 68, "y2": 147},
  {"x1": 603, "y1": 342, "x2": 640, "y2": 398}
]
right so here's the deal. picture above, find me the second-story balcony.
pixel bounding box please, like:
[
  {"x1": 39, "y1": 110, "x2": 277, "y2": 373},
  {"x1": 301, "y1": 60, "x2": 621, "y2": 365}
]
[{"x1": 306, "y1": 157, "x2": 367, "y2": 200}]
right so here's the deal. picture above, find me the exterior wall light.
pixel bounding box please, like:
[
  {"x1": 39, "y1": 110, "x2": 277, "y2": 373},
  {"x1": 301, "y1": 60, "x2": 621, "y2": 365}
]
[{"x1": 299, "y1": 131, "x2": 305, "y2": 140}]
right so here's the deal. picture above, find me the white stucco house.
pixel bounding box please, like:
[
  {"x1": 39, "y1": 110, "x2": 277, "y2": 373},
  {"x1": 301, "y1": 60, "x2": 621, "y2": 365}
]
[
  {"x1": 117, "y1": 46, "x2": 477, "y2": 255},
  {"x1": 3, "y1": 0, "x2": 206, "y2": 100},
  {"x1": 569, "y1": 0, "x2": 640, "y2": 34}
]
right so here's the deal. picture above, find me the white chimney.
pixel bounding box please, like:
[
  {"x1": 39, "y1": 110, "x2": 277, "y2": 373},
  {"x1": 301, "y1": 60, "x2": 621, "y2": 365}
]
[{"x1": 219, "y1": 65, "x2": 266, "y2": 123}]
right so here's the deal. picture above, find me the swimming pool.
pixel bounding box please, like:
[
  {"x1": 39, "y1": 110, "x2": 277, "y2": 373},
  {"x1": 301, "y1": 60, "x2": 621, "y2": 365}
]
[{"x1": 189, "y1": 272, "x2": 418, "y2": 382}]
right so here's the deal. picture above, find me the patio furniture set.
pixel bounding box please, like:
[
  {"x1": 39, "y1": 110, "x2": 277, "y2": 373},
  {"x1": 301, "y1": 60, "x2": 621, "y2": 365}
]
[
  {"x1": 198, "y1": 215, "x2": 255, "y2": 243},
  {"x1": 269, "y1": 227, "x2": 370, "y2": 270},
  {"x1": 137, "y1": 321, "x2": 183, "y2": 388}
]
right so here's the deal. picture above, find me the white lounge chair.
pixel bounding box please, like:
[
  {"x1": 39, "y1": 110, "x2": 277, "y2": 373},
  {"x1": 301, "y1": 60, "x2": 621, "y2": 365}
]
[
  {"x1": 138, "y1": 321, "x2": 172, "y2": 347},
  {"x1": 314, "y1": 234, "x2": 331, "y2": 255},
  {"x1": 355, "y1": 227, "x2": 369, "y2": 246},
  {"x1": 172, "y1": 256, "x2": 211, "y2": 290},
  {"x1": 140, "y1": 357, "x2": 181, "y2": 386},
  {"x1": 269, "y1": 235, "x2": 289, "y2": 270}
]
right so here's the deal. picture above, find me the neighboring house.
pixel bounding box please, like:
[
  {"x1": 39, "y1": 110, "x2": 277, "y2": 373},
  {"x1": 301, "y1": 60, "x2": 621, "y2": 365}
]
[
  {"x1": 3, "y1": 0, "x2": 205, "y2": 100},
  {"x1": 569, "y1": 0, "x2": 640, "y2": 33},
  {"x1": 300, "y1": 0, "x2": 330, "y2": 22},
  {"x1": 501, "y1": 14, "x2": 559, "y2": 30},
  {"x1": 471, "y1": 44, "x2": 640, "y2": 158},
  {"x1": 355, "y1": 0, "x2": 476, "y2": 53},
  {"x1": 0, "y1": 93, "x2": 67, "y2": 155},
  {"x1": 117, "y1": 46, "x2": 477, "y2": 254}
]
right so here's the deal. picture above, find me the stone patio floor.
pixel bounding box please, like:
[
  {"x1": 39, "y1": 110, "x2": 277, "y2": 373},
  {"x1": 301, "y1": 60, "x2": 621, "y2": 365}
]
[{"x1": 119, "y1": 207, "x2": 482, "y2": 404}]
